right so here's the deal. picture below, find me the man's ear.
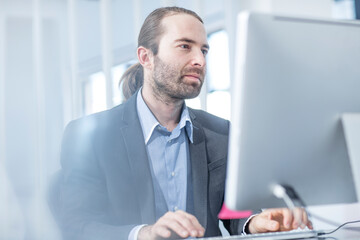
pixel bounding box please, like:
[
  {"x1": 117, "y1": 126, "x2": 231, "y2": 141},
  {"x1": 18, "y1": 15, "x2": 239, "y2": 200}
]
[{"x1": 137, "y1": 46, "x2": 153, "y2": 70}]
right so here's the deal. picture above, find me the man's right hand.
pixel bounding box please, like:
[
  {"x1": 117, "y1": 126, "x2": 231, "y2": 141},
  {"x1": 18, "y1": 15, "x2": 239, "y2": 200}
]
[{"x1": 137, "y1": 210, "x2": 205, "y2": 240}]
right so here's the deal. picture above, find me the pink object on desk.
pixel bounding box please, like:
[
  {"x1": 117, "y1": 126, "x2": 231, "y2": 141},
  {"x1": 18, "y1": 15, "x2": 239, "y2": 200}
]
[{"x1": 218, "y1": 204, "x2": 252, "y2": 219}]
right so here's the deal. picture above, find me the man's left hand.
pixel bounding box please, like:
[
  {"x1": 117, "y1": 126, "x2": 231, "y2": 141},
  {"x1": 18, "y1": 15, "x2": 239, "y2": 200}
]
[{"x1": 248, "y1": 208, "x2": 313, "y2": 234}]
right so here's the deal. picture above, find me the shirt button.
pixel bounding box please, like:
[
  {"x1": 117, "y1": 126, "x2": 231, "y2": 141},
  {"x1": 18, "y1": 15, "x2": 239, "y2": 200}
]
[
  {"x1": 157, "y1": 126, "x2": 161, "y2": 130},
  {"x1": 174, "y1": 206, "x2": 178, "y2": 211},
  {"x1": 168, "y1": 139, "x2": 172, "y2": 143},
  {"x1": 171, "y1": 172, "x2": 175, "y2": 177}
]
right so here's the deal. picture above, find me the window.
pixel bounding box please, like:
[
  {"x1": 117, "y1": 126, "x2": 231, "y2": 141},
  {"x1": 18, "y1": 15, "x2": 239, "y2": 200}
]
[
  {"x1": 205, "y1": 30, "x2": 231, "y2": 120},
  {"x1": 112, "y1": 60, "x2": 136, "y2": 105},
  {"x1": 82, "y1": 60, "x2": 136, "y2": 115},
  {"x1": 83, "y1": 72, "x2": 107, "y2": 115},
  {"x1": 332, "y1": 0, "x2": 356, "y2": 19}
]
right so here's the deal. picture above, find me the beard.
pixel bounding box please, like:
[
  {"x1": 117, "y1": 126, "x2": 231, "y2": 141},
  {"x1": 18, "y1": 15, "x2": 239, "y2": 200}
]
[{"x1": 151, "y1": 56, "x2": 205, "y2": 101}]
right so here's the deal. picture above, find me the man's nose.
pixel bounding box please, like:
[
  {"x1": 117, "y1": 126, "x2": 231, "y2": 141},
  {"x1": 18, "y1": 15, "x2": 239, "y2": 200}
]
[{"x1": 190, "y1": 49, "x2": 206, "y2": 68}]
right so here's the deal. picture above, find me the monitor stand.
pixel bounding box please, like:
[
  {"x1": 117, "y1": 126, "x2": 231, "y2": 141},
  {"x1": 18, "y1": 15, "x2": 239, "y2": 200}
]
[
  {"x1": 342, "y1": 113, "x2": 360, "y2": 202},
  {"x1": 272, "y1": 184, "x2": 304, "y2": 208}
]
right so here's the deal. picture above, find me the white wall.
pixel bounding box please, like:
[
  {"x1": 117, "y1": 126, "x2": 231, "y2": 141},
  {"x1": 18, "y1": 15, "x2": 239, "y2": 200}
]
[
  {"x1": 272, "y1": 0, "x2": 333, "y2": 17},
  {"x1": 224, "y1": 0, "x2": 333, "y2": 89}
]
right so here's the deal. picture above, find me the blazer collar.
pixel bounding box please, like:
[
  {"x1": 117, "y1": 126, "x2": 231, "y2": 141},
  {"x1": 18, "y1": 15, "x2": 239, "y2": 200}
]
[
  {"x1": 120, "y1": 92, "x2": 156, "y2": 223},
  {"x1": 188, "y1": 108, "x2": 208, "y2": 229}
]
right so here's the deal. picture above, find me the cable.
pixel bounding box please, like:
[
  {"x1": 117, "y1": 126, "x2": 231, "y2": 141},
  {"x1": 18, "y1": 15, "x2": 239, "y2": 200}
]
[
  {"x1": 293, "y1": 193, "x2": 360, "y2": 233},
  {"x1": 318, "y1": 220, "x2": 360, "y2": 236}
]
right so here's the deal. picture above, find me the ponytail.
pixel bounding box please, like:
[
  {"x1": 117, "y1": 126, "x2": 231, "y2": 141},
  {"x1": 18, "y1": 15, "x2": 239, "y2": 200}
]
[{"x1": 120, "y1": 63, "x2": 144, "y2": 101}]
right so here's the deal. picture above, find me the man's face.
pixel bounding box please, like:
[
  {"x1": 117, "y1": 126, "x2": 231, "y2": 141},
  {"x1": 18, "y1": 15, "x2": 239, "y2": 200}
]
[{"x1": 150, "y1": 14, "x2": 209, "y2": 100}]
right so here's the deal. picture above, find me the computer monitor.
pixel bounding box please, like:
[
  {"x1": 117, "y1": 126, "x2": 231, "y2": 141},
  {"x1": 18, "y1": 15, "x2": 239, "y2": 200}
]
[{"x1": 224, "y1": 12, "x2": 360, "y2": 212}]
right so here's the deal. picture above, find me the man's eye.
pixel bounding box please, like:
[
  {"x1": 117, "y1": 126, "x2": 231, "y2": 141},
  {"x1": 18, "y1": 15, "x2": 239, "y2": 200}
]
[
  {"x1": 202, "y1": 49, "x2": 208, "y2": 56},
  {"x1": 180, "y1": 44, "x2": 190, "y2": 49}
]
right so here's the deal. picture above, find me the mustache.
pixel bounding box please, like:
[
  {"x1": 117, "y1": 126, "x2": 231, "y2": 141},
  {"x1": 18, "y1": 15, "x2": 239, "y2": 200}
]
[{"x1": 182, "y1": 68, "x2": 205, "y2": 77}]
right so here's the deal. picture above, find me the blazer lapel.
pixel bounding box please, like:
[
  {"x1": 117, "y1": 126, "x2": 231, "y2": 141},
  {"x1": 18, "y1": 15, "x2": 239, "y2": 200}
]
[
  {"x1": 189, "y1": 110, "x2": 208, "y2": 230},
  {"x1": 120, "y1": 94, "x2": 156, "y2": 224}
]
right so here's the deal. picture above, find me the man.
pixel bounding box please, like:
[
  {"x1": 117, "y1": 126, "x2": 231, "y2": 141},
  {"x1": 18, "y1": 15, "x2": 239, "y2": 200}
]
[{"x1": 58, "y1": 7, "x2": 312, "y2": 240}]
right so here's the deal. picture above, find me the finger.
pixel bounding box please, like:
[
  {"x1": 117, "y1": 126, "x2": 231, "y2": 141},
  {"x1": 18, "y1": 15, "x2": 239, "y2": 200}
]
[
  {"x1": 299, "y1": 209, "x2": 306, "y2": 229},
  {"x1": 279, "y1": 208, "x2": 293, "y2": 230},
  {"x1": 174, "y1": 211, "x2": 204, "y2": 237},
  {"x1": 157, "y1": 216, "x2": 190, "y2": 238},
  {"x1": 251, "y1": 214, "x2": 280, "y2": 233},
  {"x1": 301, "y1": 209, "x2": 313, "y2": 229},
  {"x1": 152, "y1": 225, "x2": 172, "y2": 238},
  {"x1": 292, "y1": 208, "x2": 303, "y2": 229},
  {"x1": 307, "y1": 220, "x2": 314, "y2": 230},
  {"x1": 177, "y1": 211, "x2": 204, "y2": 236}
]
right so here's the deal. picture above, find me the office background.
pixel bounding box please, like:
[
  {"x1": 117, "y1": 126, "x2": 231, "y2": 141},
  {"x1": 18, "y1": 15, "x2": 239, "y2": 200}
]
[{"x1": 0, "y1": 0, "x2": 358, "y2": 239}]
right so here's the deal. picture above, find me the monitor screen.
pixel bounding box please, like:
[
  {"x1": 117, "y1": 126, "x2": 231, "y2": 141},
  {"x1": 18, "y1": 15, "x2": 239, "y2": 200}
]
[{"x1": 224, "y1": 12, "x2": 360, "y2": 212}]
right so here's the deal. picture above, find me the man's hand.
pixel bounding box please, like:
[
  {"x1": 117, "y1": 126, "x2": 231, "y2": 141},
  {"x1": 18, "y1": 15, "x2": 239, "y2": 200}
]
[
  {"x1": 137, "y1": 210, "x2": 205, "y2": 240},
  {"x1": 248, "y1": 208, "x2": 313, "y2": 234}
]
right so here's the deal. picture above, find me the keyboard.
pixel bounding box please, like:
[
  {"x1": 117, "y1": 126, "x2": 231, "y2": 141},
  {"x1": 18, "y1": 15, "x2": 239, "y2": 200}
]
[{"x1": 197, "y1": 230, "x2": 322, "y2": 240}]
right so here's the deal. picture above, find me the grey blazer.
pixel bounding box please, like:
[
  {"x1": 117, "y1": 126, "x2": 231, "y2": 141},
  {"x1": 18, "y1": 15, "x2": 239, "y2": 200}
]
[{"x1": 58, "y1": 92, "x2": 242, "y2": 240}]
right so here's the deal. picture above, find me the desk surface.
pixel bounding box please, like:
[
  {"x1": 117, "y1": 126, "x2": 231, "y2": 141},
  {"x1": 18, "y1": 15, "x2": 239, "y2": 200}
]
[
  {"x1": 321, "y1": 227, "x2": 360, "y2": 239},
  {"x1": 307, "y1": 203, "x2": 360, "y2": 239}
]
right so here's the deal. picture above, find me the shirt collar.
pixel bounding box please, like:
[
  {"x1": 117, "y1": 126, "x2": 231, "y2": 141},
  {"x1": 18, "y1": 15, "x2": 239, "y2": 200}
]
[{"x1": 136, "y1": 89, "x2": 193, "y2": 144}]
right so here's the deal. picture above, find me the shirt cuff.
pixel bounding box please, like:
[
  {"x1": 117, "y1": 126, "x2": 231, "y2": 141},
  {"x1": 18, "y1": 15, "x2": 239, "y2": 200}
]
[
  {"x1": 242, "y1": 214, "x2": 258, "y2": 235},
  {"x1": 128, "y1": 224, "x2": 147, "y2": 240}
]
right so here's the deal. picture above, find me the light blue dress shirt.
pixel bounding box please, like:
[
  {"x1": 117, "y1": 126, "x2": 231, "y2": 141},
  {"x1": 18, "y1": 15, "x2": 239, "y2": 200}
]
[{"x1": 128, "y1": 90, "x2": 194, "y2": 240}]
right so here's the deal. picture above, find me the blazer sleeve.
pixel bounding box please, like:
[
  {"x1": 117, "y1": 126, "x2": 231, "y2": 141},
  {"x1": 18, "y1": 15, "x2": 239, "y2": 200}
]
[{"x1": 55, "y1": 119, "x2": 136, "y2": 240}]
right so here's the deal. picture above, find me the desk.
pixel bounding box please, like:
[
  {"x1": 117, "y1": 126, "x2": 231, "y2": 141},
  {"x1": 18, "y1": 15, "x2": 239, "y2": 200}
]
[
  {"x1": 308, "y1": 203, "x2": 360, "y2": 230},
  {"x1": 289, "y1": 202, "x2": 360, "y2": 239},
  {"x1": 325, "y1": 227, "x2": 360, "y2": 239}
]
